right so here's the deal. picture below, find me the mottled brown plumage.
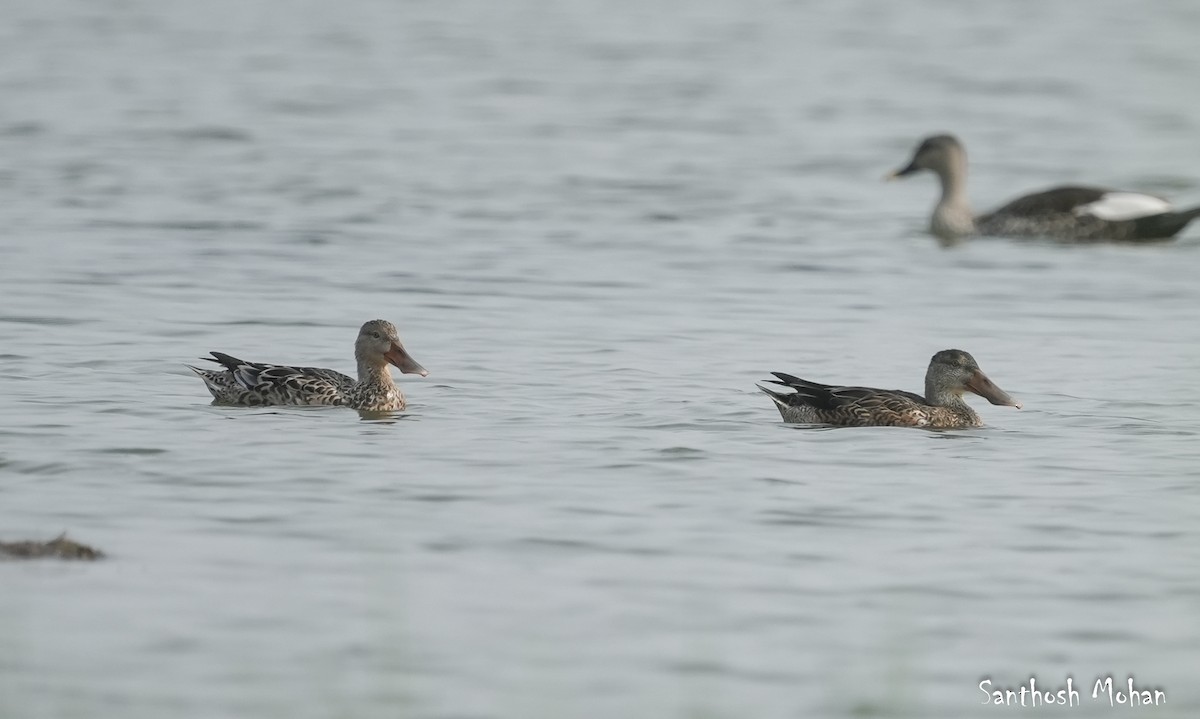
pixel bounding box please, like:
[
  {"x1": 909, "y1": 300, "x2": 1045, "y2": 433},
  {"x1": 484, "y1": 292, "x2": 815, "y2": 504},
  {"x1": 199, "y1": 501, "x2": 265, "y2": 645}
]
[
  {"x1": 758, "y1": 349, "x2": 1020, "y2": 429},
  {"x1": 0, "y1": 533, "x2": 104, "y2": 560},
  {"x1": 189, "y1": 320, "x2": 428, "y2": 412}
]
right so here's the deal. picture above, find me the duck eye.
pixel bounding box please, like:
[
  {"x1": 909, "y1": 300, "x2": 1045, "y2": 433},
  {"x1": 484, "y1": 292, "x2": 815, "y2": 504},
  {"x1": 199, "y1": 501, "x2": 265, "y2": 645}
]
[{"x1": 371, "y1": 331, "x2": 381, "y2": 339}]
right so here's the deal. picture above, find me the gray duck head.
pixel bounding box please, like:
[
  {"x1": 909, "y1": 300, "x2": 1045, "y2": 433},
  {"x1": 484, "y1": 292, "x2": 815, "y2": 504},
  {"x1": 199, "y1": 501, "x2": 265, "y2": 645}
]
[
  {"x1": 888, "y1": 134, "x2": 968, "y2": 182},
  {"x1": 887, "y1": 134, "x2": 976, "y2": 242}
]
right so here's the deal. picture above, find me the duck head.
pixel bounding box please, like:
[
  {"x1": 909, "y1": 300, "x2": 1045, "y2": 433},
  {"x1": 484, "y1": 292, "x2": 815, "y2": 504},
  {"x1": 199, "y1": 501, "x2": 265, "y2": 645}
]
[
  {"x1": 925, "y1": 349, "x2": 1020, "y2": 408},
  {"x1": 887, "y1": 134, "x2": 967, "y2": 181},
  {"x1": 355, "y1": 319, "x2": 428, "y2": 376}
]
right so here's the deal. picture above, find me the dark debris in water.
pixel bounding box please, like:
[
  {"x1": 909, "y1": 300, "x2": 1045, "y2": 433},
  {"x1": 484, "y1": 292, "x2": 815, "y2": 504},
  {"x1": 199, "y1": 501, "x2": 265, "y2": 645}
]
[{"x1": 0, "y1": 533, "x2": 104, "y2": 561}]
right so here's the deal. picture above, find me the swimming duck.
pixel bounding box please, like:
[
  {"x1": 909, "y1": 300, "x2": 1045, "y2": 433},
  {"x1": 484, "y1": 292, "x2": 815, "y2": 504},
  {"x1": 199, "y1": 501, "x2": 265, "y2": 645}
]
[
  {"x1": 888, "y1": 134, "x2": 1200, "y2": 243},
  {"x1": 190, "y1": 319, "x2": 428, "y2": 411},
  {"x1": 758, "y1": 349, "x2": 1020, "y2": 428},
  {"x1": 0, "y1": 533, "x2": 104, "y2": 561}
]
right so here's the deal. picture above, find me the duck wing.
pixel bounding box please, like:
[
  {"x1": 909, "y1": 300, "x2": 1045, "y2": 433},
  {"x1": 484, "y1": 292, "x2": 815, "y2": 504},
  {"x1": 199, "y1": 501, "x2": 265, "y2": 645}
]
[
  {"x1": 760, "y1": 372, "x2": 929, "y2": 426},
  {"x1": 197, "y1": 352, "x2": 356, "y2": 406},
  {"x1": 984, "y1": 186, "x2": 1111, "y2": 219},
  {"x1": 979, "y1": 186, "x2": 1194, "y2": 241}
]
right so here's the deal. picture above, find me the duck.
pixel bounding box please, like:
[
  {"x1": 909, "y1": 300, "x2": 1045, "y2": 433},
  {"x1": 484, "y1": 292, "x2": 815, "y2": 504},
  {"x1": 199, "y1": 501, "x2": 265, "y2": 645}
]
[
  {"x1": 758, "y1": 349, "x2": 1020, "y2": 428},
  {"x1": 189, "y1": 319, "x2": 428, "y2": 412},
  {"x1": 887, "y1": 134, "x2": 1200, "y2": 243},
  {"x1": 0, "y1": 533, "x2": 104, "y2": 561}
]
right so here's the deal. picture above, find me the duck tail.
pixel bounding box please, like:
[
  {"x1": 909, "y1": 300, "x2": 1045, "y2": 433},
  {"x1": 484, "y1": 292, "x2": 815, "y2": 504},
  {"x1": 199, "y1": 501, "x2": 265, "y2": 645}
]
[
  {"x1": 756, "y1": 383, "x2": 791, "y2": 407},
  {"x1": 1131, "y1": 205, "x2": 1200, "y2": 240},
  {"x1": 204, "y1": 351, "x2": 246, "y2": 371},
  {"x1": 186, "y1": 364, "x2": 226, "y2": 398}
]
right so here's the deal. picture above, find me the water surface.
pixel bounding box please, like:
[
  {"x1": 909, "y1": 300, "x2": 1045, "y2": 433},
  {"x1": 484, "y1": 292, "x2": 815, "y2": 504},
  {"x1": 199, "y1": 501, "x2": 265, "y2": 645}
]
[{"x1": 2, "y1": 1, "x2": 1200, "y2": 717}]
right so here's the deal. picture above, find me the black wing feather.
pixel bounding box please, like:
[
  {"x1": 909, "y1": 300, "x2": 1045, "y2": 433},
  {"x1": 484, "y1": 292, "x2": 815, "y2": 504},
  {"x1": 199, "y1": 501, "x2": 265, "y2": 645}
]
[
  {"x1": 987, "y1": 185, "x2": 1109, "y2": 218},
  {"x1": 767, "y1": 372, "x2": 926, "y2": 410}
]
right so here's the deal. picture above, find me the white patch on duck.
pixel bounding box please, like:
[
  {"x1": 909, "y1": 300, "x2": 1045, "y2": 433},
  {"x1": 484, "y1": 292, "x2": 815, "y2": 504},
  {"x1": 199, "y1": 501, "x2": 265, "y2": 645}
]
[{"x1": 1074, "y1": 192, "x2": 1172, "y2": 221}]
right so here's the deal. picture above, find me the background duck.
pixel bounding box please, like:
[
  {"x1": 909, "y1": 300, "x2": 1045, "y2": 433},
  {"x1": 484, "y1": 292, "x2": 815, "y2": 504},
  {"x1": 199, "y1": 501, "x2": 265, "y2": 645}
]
[
  {"x1": 758, "y1": 349, "x2": 1020, "y2": 429},
  {"x1": 190, "y1": 319, "x2": 428, "y2": 412},
  {"x1": 0, "y1": 533, "x2": 104, "y2": 560},
  {"x1": 888, "y1": 134, "x2": 1200, "y2": 243}
]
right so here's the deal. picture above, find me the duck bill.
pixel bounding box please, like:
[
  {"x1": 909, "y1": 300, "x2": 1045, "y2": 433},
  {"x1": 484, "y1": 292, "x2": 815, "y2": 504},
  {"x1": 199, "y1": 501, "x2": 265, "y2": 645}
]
[
  {"x1": 385, "y1": 343, "x2": 428, "y2": 377},
  {"x1": 966, "y1": 370, "x2": 1021, "y2": 408},
  {"x1": 885, "y1": 161, "x2": 919, "y2": 180}
]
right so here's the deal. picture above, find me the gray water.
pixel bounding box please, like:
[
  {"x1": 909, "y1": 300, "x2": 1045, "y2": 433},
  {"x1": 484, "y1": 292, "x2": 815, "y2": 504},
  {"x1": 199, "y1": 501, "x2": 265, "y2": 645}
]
[{"x1": 3, "y1": 1, "x2": 1200, "y2": 717}]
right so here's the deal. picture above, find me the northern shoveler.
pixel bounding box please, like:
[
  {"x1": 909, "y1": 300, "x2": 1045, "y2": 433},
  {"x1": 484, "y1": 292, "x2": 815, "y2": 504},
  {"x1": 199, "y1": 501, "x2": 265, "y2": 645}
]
[
  {"x1": 190, "y1": 319, "x2": 428, "y2": 412},
  {"x1": 758, "y1": 349, "x2": 1020, "y2": 428},
  {"x1": 887, "y1": 134, "x2": 1200, "y2": 243},
  {"x1": 0, "y1": 533, "x2": 104, "y2": 560}
]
